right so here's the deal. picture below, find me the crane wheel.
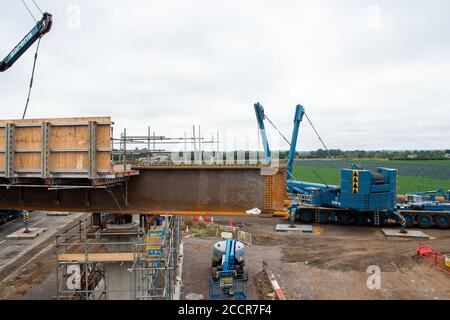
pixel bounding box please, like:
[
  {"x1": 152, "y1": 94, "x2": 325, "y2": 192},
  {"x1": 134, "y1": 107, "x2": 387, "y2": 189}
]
[
  {"x1": 417, "y1": 214, "x2": 433, "y2": 229},
  {"x1": 354, "y1": 214, "x2": 368, "y2": 226},
  {"x1": 338, "y1": 212, "x2": 352, "y2": 225},
  {"x1": 299, "y1": 210, "x2": 314, "y2": 223},
  {"x1": 212, "y1": 257, "x2": 219, "y2": 267},
  {"x1": 403, "y1": 214, "x2": 415, "y2": 228},
  {"x1": 318, "y1": 211, "x2": 330, "y2": 224},
  {"x1": 434, "y1": 214, "x2": 449, "y2": 229}
]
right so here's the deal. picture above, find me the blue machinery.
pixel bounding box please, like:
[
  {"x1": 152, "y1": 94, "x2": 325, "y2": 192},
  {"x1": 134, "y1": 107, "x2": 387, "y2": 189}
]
[
  {"x1": 209, "y1": 239, "x2": 248, "y2": 300},
  {"x1": 399, "y1": 189, "x2": 450, "y2": 228},
  {"x1": 405, "y1": 189, "x2": 449, "y2": 203},
  {"x1": 0, "y1": 12, "x2": 52, "y2": 72},
  {"x1": 1, "y1": 10, "x2": 52, "y2": 119},
  {"x1": 0, "y1": 210, "x2": 23, "y2": 225},
  {"x1": 254, "y1": 102, "x2": 407, "y2": 229}
]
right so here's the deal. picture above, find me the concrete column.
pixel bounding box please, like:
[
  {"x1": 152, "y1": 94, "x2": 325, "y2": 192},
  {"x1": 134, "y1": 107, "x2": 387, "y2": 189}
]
[
  {"x1": 92, "y1": 212, "x2": 102, "y2": 227},
  {"x1": 106, "y1": 262, "x2": 134, "y2": 300}
]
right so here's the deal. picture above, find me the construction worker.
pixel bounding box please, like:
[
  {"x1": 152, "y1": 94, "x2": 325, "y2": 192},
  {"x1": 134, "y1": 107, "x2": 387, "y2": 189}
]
[
  {"x1": 394, "y1": 206, "x2": 408, "y2": 234},
  {"x1": 23, "y1": 210, "x2": 30, "y2": 233},
  {"x1": 287, "y1": 201, "x2": 298, "y2": 226}
]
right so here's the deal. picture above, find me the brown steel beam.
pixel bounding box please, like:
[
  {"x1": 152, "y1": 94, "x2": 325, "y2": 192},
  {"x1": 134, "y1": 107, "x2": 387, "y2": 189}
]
[{"x1": 0, "y1": 165, "x2": 286, "y2": 215}]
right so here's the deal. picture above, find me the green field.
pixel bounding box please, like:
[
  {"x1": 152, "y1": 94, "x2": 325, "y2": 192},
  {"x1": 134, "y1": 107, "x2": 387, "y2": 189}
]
[{"x1": 292, "y1": 159, "x2": 450, "y2": 195}]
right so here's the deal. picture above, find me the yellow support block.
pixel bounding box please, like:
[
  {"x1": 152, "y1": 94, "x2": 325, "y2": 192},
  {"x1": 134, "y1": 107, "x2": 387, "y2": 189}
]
[{"x1": 273, "y1": 210, "x2": 289, "y2": 218}]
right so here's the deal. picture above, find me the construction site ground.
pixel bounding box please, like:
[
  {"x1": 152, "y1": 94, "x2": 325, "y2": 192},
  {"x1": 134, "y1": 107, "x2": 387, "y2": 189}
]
[
  {"x1": 0, "y1": 211, "x2": 86, "y2": 300},
  {"x1": 182, "y1": 217, "x2": 450, "y2": 300},
  {"x1": 0, "y1": 214, "x2": 448, "y2": 300}
]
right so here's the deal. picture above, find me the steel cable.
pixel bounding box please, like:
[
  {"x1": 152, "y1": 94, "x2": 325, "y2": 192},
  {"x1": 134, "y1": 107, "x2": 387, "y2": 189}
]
[{"x1": 22, "y1": 37, "x2": 41, "y2": 119}]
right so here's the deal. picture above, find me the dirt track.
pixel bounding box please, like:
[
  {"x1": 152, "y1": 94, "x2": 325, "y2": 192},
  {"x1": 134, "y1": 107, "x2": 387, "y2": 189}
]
[{"x1": 182, "y1": 217, "x2": 450, "y2": 300}]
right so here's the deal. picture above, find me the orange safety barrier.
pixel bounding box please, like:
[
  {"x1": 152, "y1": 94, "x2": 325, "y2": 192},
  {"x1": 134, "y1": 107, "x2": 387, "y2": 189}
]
[{"x1": 417, "y1": 242, "x2": 450, "y2": 275}]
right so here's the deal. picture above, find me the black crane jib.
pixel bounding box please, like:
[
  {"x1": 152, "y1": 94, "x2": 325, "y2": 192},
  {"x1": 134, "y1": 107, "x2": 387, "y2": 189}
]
[{"x1": 0, "y1": 12, "x2": 52, "y2": 73}]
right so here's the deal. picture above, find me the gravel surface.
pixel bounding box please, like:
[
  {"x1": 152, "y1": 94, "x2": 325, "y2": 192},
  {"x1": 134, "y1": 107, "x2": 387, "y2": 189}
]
[{"x1": 182, "y1": 217, "x2": 450, "y2": 300}]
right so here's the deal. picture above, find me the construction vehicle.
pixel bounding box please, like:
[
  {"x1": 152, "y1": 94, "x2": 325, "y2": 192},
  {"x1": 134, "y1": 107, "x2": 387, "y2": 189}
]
[
  {"x1": 398, "y1": 189, "x2": 450, "y2": 229},
  {"x1": 0, "y1": 210, "x2": 23, "y2": 225},
  {"x1": 209, "y1": 239, "x2": 248, "y2": 300},
  {"x1": 405, "y1": 189, "x2": 449, "y2": 202},
  {"x1": 254, "y1": 102, "x2": 406, "y2": 229},
  {"x1": 0, "y1": 12, "x2": 52, "y2": 72}
]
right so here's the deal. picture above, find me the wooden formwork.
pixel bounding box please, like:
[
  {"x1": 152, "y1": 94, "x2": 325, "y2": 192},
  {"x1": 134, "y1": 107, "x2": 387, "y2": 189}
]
[{"x1": 0, "y1": 117, "x2": 114, "y2": 179}]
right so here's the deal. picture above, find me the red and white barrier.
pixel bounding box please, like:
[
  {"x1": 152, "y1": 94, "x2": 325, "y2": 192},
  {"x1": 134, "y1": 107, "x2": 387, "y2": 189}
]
[{"x1": 263, "y1": 261, "x2": 286, "y2": 300}]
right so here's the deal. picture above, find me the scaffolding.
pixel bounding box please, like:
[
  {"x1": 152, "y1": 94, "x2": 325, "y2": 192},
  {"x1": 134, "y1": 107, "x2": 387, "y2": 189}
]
[
  {"x1": 112, "y1": 126, "x2": 219, "y2": 164},
  {"x1": 56, "y1": 214, "x2": 182, "y2": 300}
]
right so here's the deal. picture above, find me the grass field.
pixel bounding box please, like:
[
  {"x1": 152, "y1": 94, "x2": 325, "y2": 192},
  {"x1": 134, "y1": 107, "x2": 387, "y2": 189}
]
[{"x1": 292, "y1": 159, "x2": 450, "y2": 195}]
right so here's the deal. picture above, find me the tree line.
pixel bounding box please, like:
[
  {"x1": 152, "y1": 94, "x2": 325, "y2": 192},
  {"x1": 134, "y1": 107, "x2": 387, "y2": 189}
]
[
  {"x1": 296, "y1": 149, "x2": 450, "y2": 160},
  {"x1": 113, "y1": 148, "x2": 450, "y2": 162}
]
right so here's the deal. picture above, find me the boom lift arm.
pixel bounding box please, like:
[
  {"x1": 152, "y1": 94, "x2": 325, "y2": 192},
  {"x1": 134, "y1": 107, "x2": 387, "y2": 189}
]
[
  {"x1": 223, "y1": 239, "x2": 236, "y2": 272},
  {"x1": 0, "y1": 12, "x2": 52, "y2": 72}
]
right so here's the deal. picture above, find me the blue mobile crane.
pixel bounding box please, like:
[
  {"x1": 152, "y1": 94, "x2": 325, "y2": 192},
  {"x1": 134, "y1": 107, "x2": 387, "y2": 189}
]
[
  {"x1": 254, "y1": 102, "x2": 407, "y2": 230},
  {"x1": 0, "y1": 12, "x2": 52, "y2": 73}
]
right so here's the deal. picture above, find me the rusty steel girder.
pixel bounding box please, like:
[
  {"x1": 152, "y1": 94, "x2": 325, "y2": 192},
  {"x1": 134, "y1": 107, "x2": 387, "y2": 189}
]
[{"x1": 0, "y1": 165, "x2": 286, "y2": 215}]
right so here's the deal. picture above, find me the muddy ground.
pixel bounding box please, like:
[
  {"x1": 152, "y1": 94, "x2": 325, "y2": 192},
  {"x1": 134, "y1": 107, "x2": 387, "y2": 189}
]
[
  {"x1": 0, "y1": 246, "x2": 57, "y2": 300},
  {"x1": 1, "y1": 215, "x2": 448, "y2": 300},
  {"x1": 0, "y1": 212, "x2": 86, "y2": 300},
  {"x1": 182, "y1": 217, "x2": 450, "y2": 300}
]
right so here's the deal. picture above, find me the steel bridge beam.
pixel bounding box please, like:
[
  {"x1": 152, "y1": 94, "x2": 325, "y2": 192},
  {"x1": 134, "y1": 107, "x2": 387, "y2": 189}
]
[{"x1": 0, "y1": 165, "x2": 286, "y2": 216}]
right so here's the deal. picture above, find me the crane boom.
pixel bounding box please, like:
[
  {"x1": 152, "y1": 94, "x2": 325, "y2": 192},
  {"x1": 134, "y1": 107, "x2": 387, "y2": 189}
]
[
  {"x1": 0, "y1": 12, "x2": 52, "y2": 73},
  {"x1": 286, "y1": 104, "x2": 305, "y2": 179},
  {"x1": 253, "y1": 102, "x2": 333, "y2": 194},
  {"x1": 254, "y1": 103, "x2": 271, "y2": 163}
]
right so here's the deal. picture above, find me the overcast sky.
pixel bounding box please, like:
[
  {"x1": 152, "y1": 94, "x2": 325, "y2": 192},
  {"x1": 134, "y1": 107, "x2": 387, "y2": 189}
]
[{"x1": 1, "y1": 0, "x2": 449, "y2": 151}]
